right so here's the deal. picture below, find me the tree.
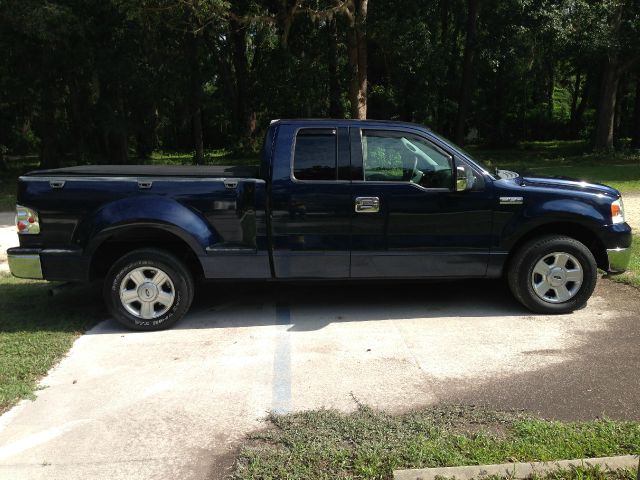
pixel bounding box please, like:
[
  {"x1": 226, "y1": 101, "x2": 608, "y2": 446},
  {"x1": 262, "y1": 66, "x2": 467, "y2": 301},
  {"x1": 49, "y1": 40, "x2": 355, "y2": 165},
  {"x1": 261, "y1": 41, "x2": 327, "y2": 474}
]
[
  {"x1": 633, "y1": 72, "x2": 640, "y2": 148},
  {"x1": 553, "y1": 0, "x2": 640, "y2": 149},
  {"x1": 454, "y1": 0, "x2": 479, "y2": 144},
  {"x1": 345, "y1": 0, "x2": 368, "y2": 119}
]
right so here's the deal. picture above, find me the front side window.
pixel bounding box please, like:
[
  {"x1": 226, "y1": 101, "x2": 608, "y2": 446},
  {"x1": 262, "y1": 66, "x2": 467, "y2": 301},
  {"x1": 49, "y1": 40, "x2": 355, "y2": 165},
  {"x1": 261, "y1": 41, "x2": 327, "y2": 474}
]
[
  {"x1": 362, "y1": 131, "x2": 453, "y2": 189},
  {"x1": 293, "y1": 129, "x2": 337, "y2": 181}
]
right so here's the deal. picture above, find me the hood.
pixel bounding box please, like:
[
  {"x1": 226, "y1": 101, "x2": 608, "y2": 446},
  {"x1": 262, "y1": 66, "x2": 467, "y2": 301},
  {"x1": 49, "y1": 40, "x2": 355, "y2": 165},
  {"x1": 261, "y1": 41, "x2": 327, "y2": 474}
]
[{"x1": 519, "y1": 173, "x2": 620, "y2": 199}]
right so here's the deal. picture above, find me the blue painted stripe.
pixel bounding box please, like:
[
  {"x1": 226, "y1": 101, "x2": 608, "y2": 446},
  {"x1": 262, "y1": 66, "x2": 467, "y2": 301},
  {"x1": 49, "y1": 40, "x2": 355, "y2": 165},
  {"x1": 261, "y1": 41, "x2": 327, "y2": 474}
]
[{"x1": 272, "y1": 303, "x2": 292, "y2": 414}]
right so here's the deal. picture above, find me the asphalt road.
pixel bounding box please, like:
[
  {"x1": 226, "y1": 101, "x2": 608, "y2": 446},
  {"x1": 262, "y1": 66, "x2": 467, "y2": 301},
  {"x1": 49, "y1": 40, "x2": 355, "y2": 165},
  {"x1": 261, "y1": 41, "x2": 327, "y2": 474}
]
[{"x1": 0, "y1": 277, "x2": 638, "y2": 480}]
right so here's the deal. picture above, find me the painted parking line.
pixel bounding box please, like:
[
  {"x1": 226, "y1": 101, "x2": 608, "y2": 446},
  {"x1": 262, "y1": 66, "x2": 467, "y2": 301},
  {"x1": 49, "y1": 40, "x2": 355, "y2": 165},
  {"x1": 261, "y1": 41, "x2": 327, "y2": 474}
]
[{"x1": 272, "y1": 303, "x2": 292, "y2": 414}]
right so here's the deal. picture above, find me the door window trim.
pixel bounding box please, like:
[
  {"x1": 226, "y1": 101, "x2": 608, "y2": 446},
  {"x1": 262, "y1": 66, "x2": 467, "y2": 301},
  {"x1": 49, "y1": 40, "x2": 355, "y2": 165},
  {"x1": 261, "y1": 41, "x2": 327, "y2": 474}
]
[{"x1": 290, "y1": 127, "x2": 351, "y2": 184}]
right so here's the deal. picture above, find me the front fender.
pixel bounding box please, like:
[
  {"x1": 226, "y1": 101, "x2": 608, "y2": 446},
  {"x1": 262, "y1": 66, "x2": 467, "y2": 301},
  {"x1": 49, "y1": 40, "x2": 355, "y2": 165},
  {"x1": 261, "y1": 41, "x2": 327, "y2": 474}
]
[
  {"x1": 499, "y1": 198, "x2": 608, "y2": 250},
  {"x1": 75, "y1": 195, "x2": 220, "y2": 255}
]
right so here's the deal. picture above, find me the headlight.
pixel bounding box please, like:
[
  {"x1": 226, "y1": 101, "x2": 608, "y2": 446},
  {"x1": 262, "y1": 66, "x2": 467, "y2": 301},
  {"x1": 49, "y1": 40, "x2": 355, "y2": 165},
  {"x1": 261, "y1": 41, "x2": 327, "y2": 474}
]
[
  {"x1": 611, "y1": 198, "x2": 625, "y2": 224},
  {"x1": 15, "y1": 205, "x2": 40, "y2": 234}
]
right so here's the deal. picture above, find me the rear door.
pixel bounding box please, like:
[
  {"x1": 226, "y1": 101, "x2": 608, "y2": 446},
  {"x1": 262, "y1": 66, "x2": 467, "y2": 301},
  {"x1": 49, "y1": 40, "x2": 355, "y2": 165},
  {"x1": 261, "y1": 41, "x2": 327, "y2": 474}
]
[
  {"x1": 269, "y1": 123, "x2": 352, "y2": 278},
  {"x1": 350, "y1": 127, "x2": 493, "y2": 278}
]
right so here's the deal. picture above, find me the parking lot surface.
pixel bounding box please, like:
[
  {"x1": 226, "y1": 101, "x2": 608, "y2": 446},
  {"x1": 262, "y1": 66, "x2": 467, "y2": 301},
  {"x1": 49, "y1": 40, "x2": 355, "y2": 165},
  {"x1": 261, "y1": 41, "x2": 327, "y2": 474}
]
[{"x1": 0, "y1": 277, "x2": 638, "y2": 480}]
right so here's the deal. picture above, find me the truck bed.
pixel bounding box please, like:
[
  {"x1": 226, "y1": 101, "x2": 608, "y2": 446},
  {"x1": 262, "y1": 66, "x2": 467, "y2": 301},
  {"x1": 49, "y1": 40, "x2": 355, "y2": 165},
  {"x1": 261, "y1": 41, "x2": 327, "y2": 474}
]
[{"x1": 25, "y1": 164, "x2": 260, "y2": 179}]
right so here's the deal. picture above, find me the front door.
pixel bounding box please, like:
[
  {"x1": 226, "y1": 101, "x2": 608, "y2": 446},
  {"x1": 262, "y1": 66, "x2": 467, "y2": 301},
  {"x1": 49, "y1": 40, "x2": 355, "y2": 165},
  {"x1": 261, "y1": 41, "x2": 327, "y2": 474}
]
[{"x1": 350, "y1": 127, "x2": 493, "y2": 278}]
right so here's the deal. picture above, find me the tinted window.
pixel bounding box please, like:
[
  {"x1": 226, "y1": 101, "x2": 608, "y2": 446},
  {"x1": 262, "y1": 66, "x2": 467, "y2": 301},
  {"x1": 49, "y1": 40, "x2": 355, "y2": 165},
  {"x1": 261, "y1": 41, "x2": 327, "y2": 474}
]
[
  {"x1": 362, "y1": 131, "x2": 453, "y2": 189},
  {"x1": 293, "y1": 129, "x2": 337, "y2": 181}
]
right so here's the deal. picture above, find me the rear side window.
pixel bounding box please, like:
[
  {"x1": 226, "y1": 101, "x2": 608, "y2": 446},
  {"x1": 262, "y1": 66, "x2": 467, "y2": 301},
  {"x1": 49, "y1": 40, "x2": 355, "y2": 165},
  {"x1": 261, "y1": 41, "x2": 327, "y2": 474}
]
[{"x1": 293, "y1": 129, "x2": 337, "y2": 181}]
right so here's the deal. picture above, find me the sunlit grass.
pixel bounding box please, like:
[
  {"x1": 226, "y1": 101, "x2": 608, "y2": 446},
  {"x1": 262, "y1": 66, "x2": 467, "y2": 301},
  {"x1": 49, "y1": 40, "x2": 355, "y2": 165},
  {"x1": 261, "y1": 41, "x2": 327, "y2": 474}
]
[
  {"x1": 232, "y1": 405, "x2": 640, "y2": 480},
  {"x1": 0, "y1": 274, "x2": 104, "y2": 412}
]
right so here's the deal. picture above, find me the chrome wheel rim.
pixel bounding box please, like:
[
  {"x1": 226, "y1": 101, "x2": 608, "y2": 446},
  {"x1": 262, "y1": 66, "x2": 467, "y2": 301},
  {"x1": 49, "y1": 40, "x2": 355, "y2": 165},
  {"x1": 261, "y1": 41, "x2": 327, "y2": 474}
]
[
  {"x1": 119, "y1": 267, "x2": 175, "y2": 319},
  {"x1": 531, "y1": 251, "x2": 583, "y2": 304}
]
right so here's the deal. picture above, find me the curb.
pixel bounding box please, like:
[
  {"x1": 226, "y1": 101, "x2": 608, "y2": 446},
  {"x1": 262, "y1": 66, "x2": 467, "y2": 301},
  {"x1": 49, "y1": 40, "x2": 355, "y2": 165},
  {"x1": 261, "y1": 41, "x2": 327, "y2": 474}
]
[{"x1": 394, "y1": 455, "x2": 639, "y2": 480}]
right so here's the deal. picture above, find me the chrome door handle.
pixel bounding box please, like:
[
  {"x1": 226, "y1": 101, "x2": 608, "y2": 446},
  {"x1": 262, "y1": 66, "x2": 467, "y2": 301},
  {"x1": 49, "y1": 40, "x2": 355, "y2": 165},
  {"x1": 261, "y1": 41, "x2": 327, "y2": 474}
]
[{"x1": 355, "y1": 196, "x2": 380, "y2": 213}]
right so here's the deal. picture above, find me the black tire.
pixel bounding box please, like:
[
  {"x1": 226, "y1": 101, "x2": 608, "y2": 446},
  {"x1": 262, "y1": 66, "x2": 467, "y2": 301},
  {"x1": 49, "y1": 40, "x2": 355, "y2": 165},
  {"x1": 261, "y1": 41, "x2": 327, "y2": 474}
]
[
  {"x1": 507, "y1": 235, "x2": 597, "y2": 314},
  {"x1": 103, "y1": 248, "x2": 194, "y2": 331}
]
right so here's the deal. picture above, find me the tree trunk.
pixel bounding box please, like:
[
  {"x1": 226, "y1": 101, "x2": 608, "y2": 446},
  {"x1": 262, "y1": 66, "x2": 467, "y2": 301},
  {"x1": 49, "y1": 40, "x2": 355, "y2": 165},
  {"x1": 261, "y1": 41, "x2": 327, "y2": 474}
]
[
  {"x1": 107, "y1": 128, "x2": 128, "y2": 165},
  {"x1": 568, "y1": 72, "x2": 591, "y2": 138},
  {"x1": 346, "y1": 0, "x2": 368, "y2": 119},
  {"x1": 132, "y1": 95, "x2": 158, "y2": 161},
  {"x1": 454, "y1": 0, "x2": 479, "y2": 145},
  {"x1": 68, "y1": 77, "x2": 90, "y2": 163},
  {"x1": 594, "y1": 59, "x2": 620, "y2": 150},
  {"x1": 547, "y1": 64, "x2": 555, "y2": 119},
  {"x1": 328, "y1": 17, "x2": 341, "y2": 118},
  {"x1": 632, "y1": 73, "x2": 640, "y2": 148},
  {"x1": 39, "y1": 82, "x2": 59, "y2": 169},
  {"x1": 212, "y1": 38, "x2": 239, "y2": 129},
  {"x1": 0, "y1": 146, "x2": 7, "y2": 172},
  {"x1": 187, "y1": 31, "x2": 205, "y2": 165},
  {"x1": 569, "y1": 70, "x2": 581, "y2": 125},
  {"x1": 192, "y1": 104, "x2": 204, "y2": 165},
  {"x1": 230, "y1": 17, "x2": 255, "y2": 143},
  {"x1": 435, "y1": 1, "x2": 450, "y2": 131},
  {"x1": 490, "y1": 63, "x2": 506, "y2": 146}
]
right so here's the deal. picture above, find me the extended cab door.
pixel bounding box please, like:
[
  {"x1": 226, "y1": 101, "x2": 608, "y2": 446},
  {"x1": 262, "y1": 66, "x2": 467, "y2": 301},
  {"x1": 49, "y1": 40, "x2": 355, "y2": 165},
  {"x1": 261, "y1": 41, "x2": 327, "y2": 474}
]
[
  {"x1": 269, "y1": 123, "x2": 352, "y2": 278},
  {"x1": 349, "y1": 127, "x2": 493, "y2": 278}
]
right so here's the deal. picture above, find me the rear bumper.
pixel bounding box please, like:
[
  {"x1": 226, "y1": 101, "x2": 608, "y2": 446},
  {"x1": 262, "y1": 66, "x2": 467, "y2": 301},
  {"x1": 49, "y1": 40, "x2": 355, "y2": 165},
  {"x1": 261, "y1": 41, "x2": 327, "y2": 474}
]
[
  {"x1": 8, "y1": 251, "x2": 43, "y2": 279},
  {"x1": 7, "y1": 247, "x2": 88, "y2": 281},
  {"x1": 606, "y1": 247, "x2": 632, "y2": 274}
]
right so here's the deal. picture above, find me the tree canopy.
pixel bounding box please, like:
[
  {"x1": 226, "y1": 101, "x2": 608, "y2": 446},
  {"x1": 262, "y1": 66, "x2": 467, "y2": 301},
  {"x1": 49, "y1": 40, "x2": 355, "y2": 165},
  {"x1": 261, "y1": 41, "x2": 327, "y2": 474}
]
[{"x1": 0, "y1": 0, "x2": 639, "y2": 167}]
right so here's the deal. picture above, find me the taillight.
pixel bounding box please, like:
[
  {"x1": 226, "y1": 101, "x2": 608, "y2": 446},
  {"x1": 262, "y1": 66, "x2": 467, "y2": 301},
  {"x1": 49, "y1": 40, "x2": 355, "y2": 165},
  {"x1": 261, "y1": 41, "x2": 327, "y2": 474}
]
[{"x1": 15, "y1": 205, "x2": 40, "y2": 234}]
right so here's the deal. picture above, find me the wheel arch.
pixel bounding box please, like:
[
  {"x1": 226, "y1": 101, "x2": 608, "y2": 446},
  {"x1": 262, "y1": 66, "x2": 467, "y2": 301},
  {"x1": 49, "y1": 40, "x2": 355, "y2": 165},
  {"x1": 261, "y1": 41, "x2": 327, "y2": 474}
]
[
  {"x1": 88, "y1": 224, "x2": 205, "y2": 280},
  {"x1": 506, "y1": 221, "x2": 608, "y2": 272}
]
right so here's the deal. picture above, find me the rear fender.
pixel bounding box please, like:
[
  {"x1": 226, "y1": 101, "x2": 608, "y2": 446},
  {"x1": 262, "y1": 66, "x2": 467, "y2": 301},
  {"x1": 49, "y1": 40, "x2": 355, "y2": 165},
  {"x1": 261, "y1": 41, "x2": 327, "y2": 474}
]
[{"x1": 76, "y1": 195, "x2": 219, "y2": 256}]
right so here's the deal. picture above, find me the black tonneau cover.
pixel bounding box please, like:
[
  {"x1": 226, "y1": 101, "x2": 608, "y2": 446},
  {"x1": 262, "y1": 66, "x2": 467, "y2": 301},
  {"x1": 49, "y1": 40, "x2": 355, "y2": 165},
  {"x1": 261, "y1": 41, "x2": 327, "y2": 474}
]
[{"x1": 25, "y1": 164, "x2": 260, "y2": 179}]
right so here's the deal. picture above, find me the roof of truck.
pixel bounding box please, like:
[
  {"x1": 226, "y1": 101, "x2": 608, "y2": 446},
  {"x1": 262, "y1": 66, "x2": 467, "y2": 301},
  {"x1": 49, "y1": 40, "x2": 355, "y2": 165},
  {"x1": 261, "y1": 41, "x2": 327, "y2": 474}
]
[{"x1": 270, "y1": 118, "x2": 432, "y2": 131}]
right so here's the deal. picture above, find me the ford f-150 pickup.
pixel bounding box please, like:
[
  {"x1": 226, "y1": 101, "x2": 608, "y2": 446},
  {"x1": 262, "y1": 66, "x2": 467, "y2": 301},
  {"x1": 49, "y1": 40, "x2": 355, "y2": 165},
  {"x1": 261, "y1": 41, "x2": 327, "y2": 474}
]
[{"x1": 8, "y1": 119, "x2": 633, "y2": 330}]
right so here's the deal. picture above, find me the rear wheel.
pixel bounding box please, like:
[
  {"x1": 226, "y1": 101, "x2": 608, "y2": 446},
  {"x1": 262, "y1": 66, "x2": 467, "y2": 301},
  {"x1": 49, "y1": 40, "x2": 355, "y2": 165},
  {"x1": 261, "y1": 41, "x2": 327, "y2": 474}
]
[
  {"x1": 104, "y1": 248, "x2": 194, "y2": 330},
  {"x1": 507, "y1": 235, "x2": 597, "y2": 314}
]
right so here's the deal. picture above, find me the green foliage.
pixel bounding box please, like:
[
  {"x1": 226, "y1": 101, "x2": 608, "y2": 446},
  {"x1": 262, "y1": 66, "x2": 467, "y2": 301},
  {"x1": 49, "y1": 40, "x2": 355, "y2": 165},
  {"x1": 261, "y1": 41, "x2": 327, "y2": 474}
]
[
  {"x1": 232, "y1": 405, "x2": 640, "y2": 479},
  {"x1": 0, "y1": 274, "x2": 104, "y2": 412},
  {"x1": 0, "y1": 0, "x2": 638, "y2": 165}
]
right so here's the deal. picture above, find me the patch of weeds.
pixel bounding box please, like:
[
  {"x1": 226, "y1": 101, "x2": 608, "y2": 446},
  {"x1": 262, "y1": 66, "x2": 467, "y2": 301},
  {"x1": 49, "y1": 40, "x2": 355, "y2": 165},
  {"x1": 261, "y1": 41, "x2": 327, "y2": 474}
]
[
  {"x1": 232, "y1": 405, "x2": 640, "y2": 480},
  {"x1": 0, "y1": 274, "x2": 105, "y2": 412}
]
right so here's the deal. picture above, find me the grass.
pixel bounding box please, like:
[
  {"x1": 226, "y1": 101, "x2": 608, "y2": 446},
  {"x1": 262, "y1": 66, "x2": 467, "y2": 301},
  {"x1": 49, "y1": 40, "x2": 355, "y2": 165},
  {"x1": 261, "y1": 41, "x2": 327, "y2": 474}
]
[
  {"x1": 0, "y1": 274, "x2": 104, "y2": 413},
  {"x1": 468, "y1": 141, "x2": 640, "y2": 193},
  {"x1": 528, "y1": 466, "x2": 638, "y2": 480},
  {"x1": 232, "y1": 405, "x2": 640, "y2": 480}
]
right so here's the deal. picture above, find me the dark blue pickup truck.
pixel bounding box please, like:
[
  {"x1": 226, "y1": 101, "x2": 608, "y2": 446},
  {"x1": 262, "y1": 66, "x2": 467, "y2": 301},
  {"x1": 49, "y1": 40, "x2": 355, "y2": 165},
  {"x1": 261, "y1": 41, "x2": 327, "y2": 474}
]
[{"x1": 8, "y1": 119, "x2": 632, "y2": 330}]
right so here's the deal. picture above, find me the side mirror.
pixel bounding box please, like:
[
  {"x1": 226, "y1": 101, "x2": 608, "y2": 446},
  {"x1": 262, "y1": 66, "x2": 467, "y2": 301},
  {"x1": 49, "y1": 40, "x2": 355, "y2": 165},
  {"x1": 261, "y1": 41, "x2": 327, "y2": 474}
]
[{"x1": 456, "y1": 165, "x2": 469, "y2": 192}]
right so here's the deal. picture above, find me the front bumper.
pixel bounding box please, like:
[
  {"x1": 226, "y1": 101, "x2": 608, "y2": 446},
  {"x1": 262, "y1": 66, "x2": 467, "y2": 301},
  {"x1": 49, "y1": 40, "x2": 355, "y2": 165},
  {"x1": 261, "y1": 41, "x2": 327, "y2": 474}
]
[
  {"x1": 8, "y1": 251, "x2": 43, "y2": 279},
  {"x1": 607, "y1": 247, "x2": 632, "y2": 274}
]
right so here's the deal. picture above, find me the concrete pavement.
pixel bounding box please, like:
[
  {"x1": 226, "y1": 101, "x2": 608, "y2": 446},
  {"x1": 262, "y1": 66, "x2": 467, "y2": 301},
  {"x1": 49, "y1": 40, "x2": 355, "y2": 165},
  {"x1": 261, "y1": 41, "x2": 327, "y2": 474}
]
[
  {"x1": 0, "y1": 278, "x2": 639, "y2": 479},
  {"x1": 0, "y1": 212, "x2": 17, "y2": 273},
  {"x1": 623, "y1": 192, "x2": 640, "y2": 231}
]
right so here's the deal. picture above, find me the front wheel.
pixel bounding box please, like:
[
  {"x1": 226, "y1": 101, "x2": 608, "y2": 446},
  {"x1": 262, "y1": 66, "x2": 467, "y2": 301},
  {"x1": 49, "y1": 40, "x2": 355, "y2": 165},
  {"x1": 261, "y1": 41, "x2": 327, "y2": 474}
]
[
  {"x1": 507, "y1": 235, "x2": 597, "y2": 314},
  {"x1": 104, "y1": 248, "x2": 194, "y2": 331}
]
